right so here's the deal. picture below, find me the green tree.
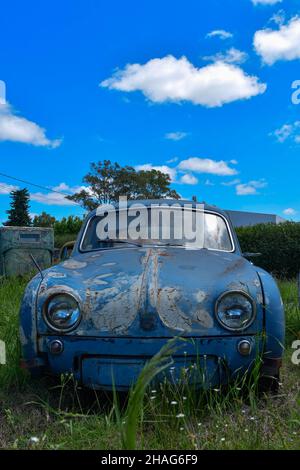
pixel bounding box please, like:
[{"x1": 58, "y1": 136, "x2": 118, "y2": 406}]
[
  {"x1": 54, "y1": 215, "x2": 83, "y2": 235},
  {"x1": 134, "y1": 169, "x2": 179, "y2": 200},
  {"x1": 33, "y1": 211, "x2": 56, "y2": 227},
  {"x1": 5, "y1": 188, "x2": 31, "y2": 226},
  {"x1": 67, "y1": 160, "x2": 180, "y2": 210}
]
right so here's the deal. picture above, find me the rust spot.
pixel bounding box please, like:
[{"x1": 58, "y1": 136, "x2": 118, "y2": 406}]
[{"x1": 222, "y1": 257, "x2": 245, "y2": 276}]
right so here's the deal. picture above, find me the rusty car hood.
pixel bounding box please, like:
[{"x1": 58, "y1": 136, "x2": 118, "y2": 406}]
[{"x1": 37, "y1": 247, "x2": 264, "y2": 337}]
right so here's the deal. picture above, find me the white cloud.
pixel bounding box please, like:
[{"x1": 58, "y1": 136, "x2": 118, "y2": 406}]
[
  {"x1": 0, "y1": 182, "x2": 19, "y2": 194},
  {"x1": 271, "y1": 121, "x2": 300, "y2": 143},
  {"x1": 178, "y1": 157, "x2": 238, "y2": 176},
  {"x1": 165, "y1": 131, "x2": 188, "y2": 141},
  {"x1": 272, "y1": 123, "x2": 293, "y2": 142},
  {"x1": 203, "y1": 48, "x2": 248, "y2": 65},
  {"x1": 254, "y1": 17, "x2": 300, "y2": 65},
  {"x1": 221, "y1": 178, "x2": 241, "y2": 186},
  {"x1": 0, "y1": 80, "x2": 6, "y2": 105},
  {"x1": 134, "y1": 157, "x2": 241, "y2": 189},
  {"x1": 30, "y1": 182, "x2": 92, "y2": 206},
  {"x1": 0, "y1": 180, "x2": 84, "y2": 205},
  {"x1": 30, "y1": 192, "x2": 77, "y2": 206},
  {"x1": 52, "y1": 182, "x2": 84, "y2": 193},
  {"x1": 206, "y1": 30, "x2": 233, "y2": 40},
  {"x1": 252, "y1": 0, "x2": 282, "y2": 5},
  {"x1": 0, "y1": 102, "x2": 61, "y2": 148},
  {"x1": 166, "y1": 157, "x2": 178, "y2": 164},
  {"x1": 135, "y1": 163, "x2": 177, "y2": 181},
  {"x1": 180, "y1": 173, "x2": 198, "y2": 185},
  {"x1": 101, "y1": 55, "x2": 266, "y2": 108},
  {"x1": 283, "y1": 207, "x2": 297, "y2": 216},
  {"x1": 52, "y1": 182, "x2": 71, "y2": 192},
  {"x1": 270, "y1": 9, "x2": 286, "y2": 26},
  {"x1": 236, "y1": 179, "x2": 267, "y2": 196},
  {"x1": 52, "y1": 182, "x2": 94, "y2": 195}
]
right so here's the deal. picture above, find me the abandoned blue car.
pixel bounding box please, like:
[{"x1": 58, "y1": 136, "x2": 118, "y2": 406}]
[{"x1": 19, "y1": 200, "x2": 285, "y2": 391}]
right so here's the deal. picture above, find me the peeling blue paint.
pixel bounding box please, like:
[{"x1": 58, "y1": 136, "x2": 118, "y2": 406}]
[{"x1": 19, "y1": 200, "x2": 285, "y2": 390}]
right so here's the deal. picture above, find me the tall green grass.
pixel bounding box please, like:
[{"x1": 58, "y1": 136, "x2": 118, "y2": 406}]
[
  {"x1": 0, "y1": 276, "x2": 299, "y2": 450},
  {"x1": 114, "y1": 343, "x2": 270, "y2": 450},
  {"x1": 0, "y1": 276, "x2": 29, "y2": 388},
  {"x1": 278, "y1": 280, "x2": 300, "y2": 342},
  {"x1": 116, "y1": 338, "x2": 179, "y2": 449}
]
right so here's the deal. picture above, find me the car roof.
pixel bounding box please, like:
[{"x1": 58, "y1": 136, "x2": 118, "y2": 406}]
[{"x1": 87, "y1": 199, "x2": 228, "y2": 219}]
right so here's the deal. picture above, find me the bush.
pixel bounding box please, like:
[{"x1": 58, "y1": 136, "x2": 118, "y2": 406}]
[
  {"x1": 53, "y1": 216, "x2": 83, "y2": 247},
  {"x1": 236, "y1": 222, "x2": 300, "y2": 279},
  {"x1": 54, "y1": 233, "x2": 78, "y2": 248},
  {"x1": 31, "y1": 213, "x2": 83, "y2": 247},
  {"x1": 54, "y1": 216, "x2": 83, "y2": 235}
]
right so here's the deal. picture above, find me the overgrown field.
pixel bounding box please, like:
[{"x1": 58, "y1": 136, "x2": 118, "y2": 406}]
[{"x1": 0, "y1": 277, "x2": 299, "y2": 450}]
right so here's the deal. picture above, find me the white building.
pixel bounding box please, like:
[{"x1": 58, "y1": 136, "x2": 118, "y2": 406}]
[{"x1": 225, "y1": 209, "x2": 287, "y2": 228}]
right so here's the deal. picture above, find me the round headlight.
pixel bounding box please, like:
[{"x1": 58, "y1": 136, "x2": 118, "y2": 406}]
[
  {"x1": 44, "y1": 294, "x2": 81, "y2": 332},
  {"x1": 215, "y1": 291, "x2": 255, "y2": 331}
]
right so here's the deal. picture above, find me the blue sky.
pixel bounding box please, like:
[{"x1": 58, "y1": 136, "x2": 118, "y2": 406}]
[{"x1": 1, "y1": 0, "x2": 300, "y2": 221}]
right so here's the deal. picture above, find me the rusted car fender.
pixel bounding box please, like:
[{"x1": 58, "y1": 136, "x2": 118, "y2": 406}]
[
  {"x1": 19, "y1": 273, "x2": 44, "y2": 372},
  {"x1": 256, "y1": 267, "x2": 285, "y2": 360}
]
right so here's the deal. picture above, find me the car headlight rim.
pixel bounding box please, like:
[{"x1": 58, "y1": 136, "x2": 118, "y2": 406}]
[
  {"x1": 43, "y1": 292, "x2": 82, "y2": 333},
  {"x1": 215, "y1": 290, "x2": 256, "y2": 332}
]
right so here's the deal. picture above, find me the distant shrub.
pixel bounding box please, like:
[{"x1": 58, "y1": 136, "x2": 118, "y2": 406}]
[
  {"x1": 32, "y1": 213, "x2": 83, "y2": 244},
  {"x1": 236, "y1": 222, "x2": 300, "y2": 279},
  {"x1": 54, "y1": 233, "x2": 78, "y2": 248},
  {"x1": 54, "y1": 215, "x2": 83, "y2": 235},
  {"x1": 52, "y1": 216, "x2": 83, "y2": 248}
]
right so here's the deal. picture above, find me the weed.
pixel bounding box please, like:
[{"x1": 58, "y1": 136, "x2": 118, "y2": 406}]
[{"x1": 0, "y1": 276, "x2": 299, "y2": 450}]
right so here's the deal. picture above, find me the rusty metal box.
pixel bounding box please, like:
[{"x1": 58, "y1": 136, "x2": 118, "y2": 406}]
[{"x1": 0, "y1": 226, "x2": 54, "y2": 276}]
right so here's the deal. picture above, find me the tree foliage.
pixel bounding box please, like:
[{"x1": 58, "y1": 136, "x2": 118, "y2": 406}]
[
  {"x1": 54, "y1": 215, "x2": 83, "y2": 235},
  {"x1": 32, "y1": 211, "x2": 56, "y2": 227},
  {"x1": 5, "y1": 188, "x2": 31, "y2": 227},
  {"x1": 67, "y1": 160, "x2": 180, "y2": 210},
  {"x1": 32, "y1": 212, "x2": 83, "y2": 234}
]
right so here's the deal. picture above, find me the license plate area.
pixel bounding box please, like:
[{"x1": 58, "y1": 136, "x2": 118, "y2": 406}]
[{"x1": 81, "y1": 355, "x2": 224, "y2": 390}]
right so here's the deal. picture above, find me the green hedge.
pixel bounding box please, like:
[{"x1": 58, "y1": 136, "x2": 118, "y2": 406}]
[
  {"x1": 54, "y1": 233, "x2": 78, "y2": 248},
  {"x1": 236, "y1": 222, "x2": 300, "y2": 279},
  {"x1": 54, "y1": 216, "x2": 83, "y2": 235}
]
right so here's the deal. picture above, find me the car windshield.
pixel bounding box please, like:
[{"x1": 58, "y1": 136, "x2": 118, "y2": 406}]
[{"x1": 81, "y1": 206, "x2": 233, "y2": 252}]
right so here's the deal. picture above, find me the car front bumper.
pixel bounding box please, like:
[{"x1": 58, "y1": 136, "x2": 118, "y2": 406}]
[{"x1": 19, "y1": 335, "x2": 279, "y2": 390}]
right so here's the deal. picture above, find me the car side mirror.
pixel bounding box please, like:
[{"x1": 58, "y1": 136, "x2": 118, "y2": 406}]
[
  {"x1": 242, "y1": 252, "x2": 262, "y2": 259},
  {"x1": 60, "y1": 246, "x2": 70, "y2": 261},
  {"x1": 59, "y1": 241, "x2": 75, "y2": 262}
]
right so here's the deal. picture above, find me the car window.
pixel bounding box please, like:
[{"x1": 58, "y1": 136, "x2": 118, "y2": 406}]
[
  {"x1": 80, "y1": 209, "x2": 233, "y2": 252},
  {"x1": 203, "y1": 213, "x2": 233, "y2": 251}
]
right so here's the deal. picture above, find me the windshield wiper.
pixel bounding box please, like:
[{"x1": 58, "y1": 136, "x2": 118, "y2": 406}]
[
  {"x1": 156, "y1": 242, "x2": 185, "y2": 247},
  {"x1": 97, "y1": 239, "x2": 143, "y2": 247}
]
